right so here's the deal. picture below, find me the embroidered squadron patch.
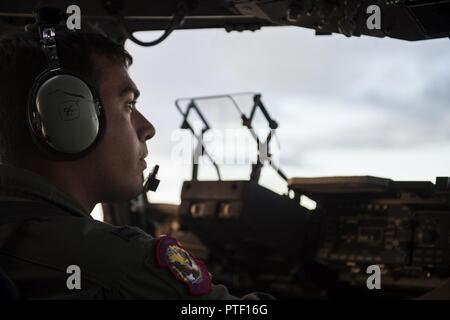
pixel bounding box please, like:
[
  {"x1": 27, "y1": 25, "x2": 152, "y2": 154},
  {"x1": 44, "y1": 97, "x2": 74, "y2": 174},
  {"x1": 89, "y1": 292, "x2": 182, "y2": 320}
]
[{"x1": 156, "y1": 236, "x2": 212, "y2": 296}]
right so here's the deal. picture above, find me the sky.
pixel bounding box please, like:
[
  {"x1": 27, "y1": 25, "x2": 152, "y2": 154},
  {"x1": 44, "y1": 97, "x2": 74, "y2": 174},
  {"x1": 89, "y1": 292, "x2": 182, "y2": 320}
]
[{"x1": 92, "y1": 25, "x2": 450, "y2": 218}]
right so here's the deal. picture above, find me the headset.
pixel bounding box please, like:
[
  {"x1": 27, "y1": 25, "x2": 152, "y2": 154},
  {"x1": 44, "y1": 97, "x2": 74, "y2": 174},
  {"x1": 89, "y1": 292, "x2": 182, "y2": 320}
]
[
  {"x1": 27, "y1": 15, "x2": 105, "y2": 159},
  {"x1": 27, "y1": 9, "x2": 159, "y2": 192}
]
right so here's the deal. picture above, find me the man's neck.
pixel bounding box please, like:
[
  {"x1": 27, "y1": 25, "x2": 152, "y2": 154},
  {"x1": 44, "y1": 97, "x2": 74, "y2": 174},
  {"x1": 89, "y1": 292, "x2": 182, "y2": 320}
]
[{"x1": 21, "y1": 160, "x2": 96, "y2": 214}]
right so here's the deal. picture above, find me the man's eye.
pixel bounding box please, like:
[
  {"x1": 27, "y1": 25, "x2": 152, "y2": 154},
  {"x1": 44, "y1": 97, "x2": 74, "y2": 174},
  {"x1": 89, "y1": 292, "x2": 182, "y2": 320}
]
[{"x1": 127, "y1": 101, "x2": 137, "y2": 111}]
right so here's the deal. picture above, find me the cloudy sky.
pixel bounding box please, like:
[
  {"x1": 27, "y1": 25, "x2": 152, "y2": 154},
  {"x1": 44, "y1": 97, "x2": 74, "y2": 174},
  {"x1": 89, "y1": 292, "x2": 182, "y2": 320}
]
[{"x1": 119, "y1": 26, "x2": 450, "y2": 205}]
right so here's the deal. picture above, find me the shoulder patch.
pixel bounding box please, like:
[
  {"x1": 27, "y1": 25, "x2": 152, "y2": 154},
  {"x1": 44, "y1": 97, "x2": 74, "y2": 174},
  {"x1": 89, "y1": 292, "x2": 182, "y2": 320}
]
[{"x1": 155, "y1": 236, "x2": 212, "y2": 296}]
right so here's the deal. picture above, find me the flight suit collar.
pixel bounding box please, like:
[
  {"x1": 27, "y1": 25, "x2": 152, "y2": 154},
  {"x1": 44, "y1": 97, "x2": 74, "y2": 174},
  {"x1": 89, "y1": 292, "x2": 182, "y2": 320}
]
[{"x1": 0, "y1": 164, "x2": 90, "y2": 218}]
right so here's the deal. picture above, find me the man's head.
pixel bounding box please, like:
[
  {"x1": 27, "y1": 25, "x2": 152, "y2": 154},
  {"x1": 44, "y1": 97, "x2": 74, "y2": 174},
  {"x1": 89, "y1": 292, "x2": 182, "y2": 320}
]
[{"x1": 0, "y1": 30, "x2": 155, "y2": 211}]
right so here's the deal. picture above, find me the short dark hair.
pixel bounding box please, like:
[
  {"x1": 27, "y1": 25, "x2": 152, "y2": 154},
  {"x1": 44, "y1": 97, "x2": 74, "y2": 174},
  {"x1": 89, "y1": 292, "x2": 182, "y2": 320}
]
[{"x1": 0, "y1": 30, "x2": 133, "y2": 164}]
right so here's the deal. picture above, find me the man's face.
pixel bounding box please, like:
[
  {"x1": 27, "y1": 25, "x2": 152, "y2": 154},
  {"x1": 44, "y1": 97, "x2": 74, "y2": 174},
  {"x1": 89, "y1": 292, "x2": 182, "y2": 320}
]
[{"x1": 87, "y1": 55, "x2": 155, "y2": 202}]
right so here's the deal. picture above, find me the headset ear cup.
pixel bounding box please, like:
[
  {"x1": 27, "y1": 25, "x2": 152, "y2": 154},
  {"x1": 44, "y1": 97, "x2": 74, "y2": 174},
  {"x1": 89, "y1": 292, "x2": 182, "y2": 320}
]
[{"x1": 28, "y1": 71, "x2": 104, "y2": 157}]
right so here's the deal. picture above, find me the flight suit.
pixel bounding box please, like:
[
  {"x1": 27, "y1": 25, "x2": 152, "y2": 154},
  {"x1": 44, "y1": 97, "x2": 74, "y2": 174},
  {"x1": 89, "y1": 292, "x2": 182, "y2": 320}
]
[{"x1": 0, "y1": 164, "x2": 267, "y2": 299}]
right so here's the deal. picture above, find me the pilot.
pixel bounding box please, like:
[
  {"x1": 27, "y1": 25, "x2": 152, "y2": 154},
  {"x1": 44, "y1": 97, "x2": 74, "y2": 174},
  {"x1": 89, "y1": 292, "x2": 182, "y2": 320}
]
[{"x1": 0, "y1": 29, "x2": 269, "y2": 300}]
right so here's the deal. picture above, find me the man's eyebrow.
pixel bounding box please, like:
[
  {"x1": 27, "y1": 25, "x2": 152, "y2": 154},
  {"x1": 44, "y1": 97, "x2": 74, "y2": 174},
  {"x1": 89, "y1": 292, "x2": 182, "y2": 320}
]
[{"x1": 119, "y1": 85, "x2": 140, "y2": 100}]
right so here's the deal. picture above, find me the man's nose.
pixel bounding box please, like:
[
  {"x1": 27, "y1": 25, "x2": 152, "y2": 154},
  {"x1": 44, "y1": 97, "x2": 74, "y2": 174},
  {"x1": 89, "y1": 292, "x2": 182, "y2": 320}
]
[{"x1": 136, "y1": 111, "x2": 155, "y2": 141}]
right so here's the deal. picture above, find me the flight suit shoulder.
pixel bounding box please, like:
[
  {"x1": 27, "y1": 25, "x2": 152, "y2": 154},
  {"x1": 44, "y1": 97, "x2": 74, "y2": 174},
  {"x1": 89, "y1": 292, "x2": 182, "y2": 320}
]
[
  {"x1": 1, "y1": 215, "x2": 244, "y2": 299},
  {"x1": 19, "y1": 216, "x2": 214, "y2": 298}
]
